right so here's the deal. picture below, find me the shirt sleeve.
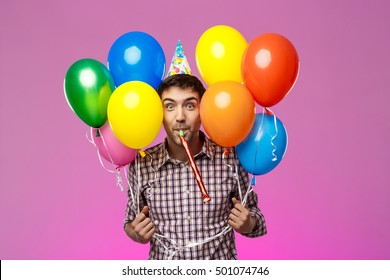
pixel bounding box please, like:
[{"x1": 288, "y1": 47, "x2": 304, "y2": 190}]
[
  {"x1": 123, "y1": 159, "x2": 147, "y2": 228},
  {"x1": 235, "y1": 158, "x2": 267, "y2": 238}
]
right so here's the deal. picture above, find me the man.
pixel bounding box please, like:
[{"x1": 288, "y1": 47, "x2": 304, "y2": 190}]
[{"x1": 124, "y1": 74, "x2": 266, "y2": 259}]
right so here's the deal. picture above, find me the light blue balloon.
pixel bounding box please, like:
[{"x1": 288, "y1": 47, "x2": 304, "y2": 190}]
[
  {"x1": 237, "y1": 113, "x2": 288, "y2": 175},
  {"x1": 107, "y1": 32, "x2": 166, "y2": 89}
]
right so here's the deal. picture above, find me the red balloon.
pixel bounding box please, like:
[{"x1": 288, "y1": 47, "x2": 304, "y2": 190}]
[{"x1": 242, "y1": 33, "x2": 299, "y2": 107}]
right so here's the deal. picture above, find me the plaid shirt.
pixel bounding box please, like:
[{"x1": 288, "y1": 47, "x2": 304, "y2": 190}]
[{"x1": 124, "y1": 132, "x2": 266, "y2": 260}]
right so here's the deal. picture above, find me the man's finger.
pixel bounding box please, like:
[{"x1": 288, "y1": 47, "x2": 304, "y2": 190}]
[
  {"x1": 133, "y1": 206, "x2": 150, "y2": 224},
  {"x1": 232, "y1": 197, "x2": 240, "y2": 205},
  {"x1": 229, "y1": 213, "x2": 240, "y2": 223},
  {"x1": 137, "y1": 217, "x2": 152, "y2": 228},
  {"x1": 139, "y1": 220, "x2": 155, "y2": 236},
  {"x1": 232, "y1": 197, "x2": 248, "y2": 211},
  {"x1": 144, "y1": 226, "x2": 156, "y2": 240},
  {"x1": 230, "y1": 208, "x2": 241, "y2": 218},
  {"x1": 141, "y1": 206, "x2": 149, "y2": 217},
  {"x1": 228, "y1": 219, "x2": 238, "y2": 230},
  {"x1": 133, "y1": 213, "x2": 146, "y2": 224}
]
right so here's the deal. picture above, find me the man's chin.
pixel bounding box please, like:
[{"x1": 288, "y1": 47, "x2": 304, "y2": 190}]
[
  {"x1": 174, "y1": 137, "x2": 183, "y2": 146},
  {"x1": 167, "y1": 134, "x2": 183, "y2": 147}
]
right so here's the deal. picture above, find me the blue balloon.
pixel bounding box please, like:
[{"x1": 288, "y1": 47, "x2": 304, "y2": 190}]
[
  {"x1": 107, "y1": 32, "x2": 166, "y2": 88},
  {"x1": 236, "y1": 113, "x2": 288, "y2": 175}
]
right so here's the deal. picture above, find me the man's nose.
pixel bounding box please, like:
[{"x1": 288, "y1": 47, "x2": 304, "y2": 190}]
[{"x1": 176, "y1": 107, "x2": 185, "y2": 122}]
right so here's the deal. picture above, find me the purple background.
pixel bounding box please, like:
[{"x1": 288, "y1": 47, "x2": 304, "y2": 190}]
[{"x1": 1, "y1": 0, "x2": 389, "y2": 260}]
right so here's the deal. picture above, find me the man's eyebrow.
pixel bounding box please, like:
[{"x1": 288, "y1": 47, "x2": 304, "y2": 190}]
[
  {"x1": 184, "y1": 97, "x2": 199, "y2": 102},
  {"x1": 162, "y1": 97, "x2": 199, "y2": 103},
  {"x1": 162, "y1": 98, "x2": 175, "y2": 103}
]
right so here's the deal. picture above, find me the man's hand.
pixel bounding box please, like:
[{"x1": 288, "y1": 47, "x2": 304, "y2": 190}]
[
  {"x1": 125, "y1": 206, "x2": 156, "y2": 244},
  {"x1": 228, "y1": 197, "x2": 256, "y2": 234}
]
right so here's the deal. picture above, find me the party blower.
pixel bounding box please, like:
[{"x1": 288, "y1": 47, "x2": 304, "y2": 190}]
[{"x1": 179, "y1": 130, "x2": 211, "y2": 203}]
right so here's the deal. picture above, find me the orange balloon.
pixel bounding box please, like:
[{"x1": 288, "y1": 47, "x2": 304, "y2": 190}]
[
  {"x1": 242, "y1": 33, "x2": 299, "y2": 107},
  {"x1": 200, "y1": 81, "x2": 255, "y2": 147}
]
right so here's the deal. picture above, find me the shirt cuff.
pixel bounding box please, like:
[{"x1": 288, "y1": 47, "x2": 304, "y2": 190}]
[{"x1": 241, "y1": 211, "x2": 267, "y2": 238}]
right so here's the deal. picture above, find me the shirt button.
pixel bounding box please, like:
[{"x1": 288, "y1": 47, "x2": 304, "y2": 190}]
[
  {"x1": 186, "y1": 190, "x2": 190, "y2": 194},
  {"x1": 155, "y1": 189, "x2": 160, "y2": 194},
  {"x1": 186, "y1": 215, "x2": 191, "y2": 221},
  {"x1": 216, "y1": 185, "x2": 221, "y2": 190}
]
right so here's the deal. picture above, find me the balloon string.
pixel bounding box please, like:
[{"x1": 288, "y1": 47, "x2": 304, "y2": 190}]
[
  {"x1": 136, "y1": 155, "x2": 140, "y2": 214},
  {"x1": 86, "y1": 129, "x2": 116, "y2": 174},
  {"x1": 257, "y1": 108, "x2": 278, "y2": 163},
  {"x1": 252, "y1": 110, "x2": 266, "y2": 174},
  {"x1": 99, "y1": 129, "x2": 115, "y2": 166},
  {"x1": 265, "y1": 108, "x2": 278, "y2": 162},
  {"x1": 153, "y1": 234, "x2": 178, "y2": 260},
  {"x1": 154, "y1": 224, "x2": 233, "y2": 259},
  {"x1": 115, "y1": 168, "x2": 125, "y2": 192},
  {"x1": 124, "y1": 167, "x2": 136, "y2": 212},
  {"x1": 234, "y1": 162, "x2": 243, "y2": 202},
  {"x1": 99, "y1": 129, "x2": 128, "y2": 191},
  {"x1": 242, "y1": 174, "x2": 255, "y2": 206},
  {"x1": 86, "y1": 129, "x2": 125, "y2": 191},
  {"x1": 223, "y1": 148, "x2": 244, "y2": 202}
]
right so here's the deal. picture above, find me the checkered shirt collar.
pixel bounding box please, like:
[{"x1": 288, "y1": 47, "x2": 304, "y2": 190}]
[{"x1": 154, "y1": 131, "x2": 215, "y2": 170}]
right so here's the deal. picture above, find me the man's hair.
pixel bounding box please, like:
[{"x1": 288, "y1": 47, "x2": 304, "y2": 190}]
[{"x1": 157, "y1": 74, "x2": 206, "y2": 99}]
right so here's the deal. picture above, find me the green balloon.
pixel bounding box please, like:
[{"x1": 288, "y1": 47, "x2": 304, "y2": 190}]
[{"x1": 64, "y1": 58, "x2": 115, "y2": 128}]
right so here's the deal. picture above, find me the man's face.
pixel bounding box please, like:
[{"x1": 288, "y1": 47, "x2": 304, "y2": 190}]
[{"x1": 161, "y1": 86, "x2": 201, "y2": 146}]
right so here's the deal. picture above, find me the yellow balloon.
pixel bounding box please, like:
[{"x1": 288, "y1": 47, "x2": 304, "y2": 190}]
[
  {"x1": 196, "y1": 25, "x2": 247, "y2": 85},
  {"x1": 107, "y1": 81, "x2": 163, "y2": 149}
]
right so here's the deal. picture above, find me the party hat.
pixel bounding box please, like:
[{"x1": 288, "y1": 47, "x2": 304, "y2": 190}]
[{"x1": 166, "y1": 40, "x2": 192, "y2": 77}]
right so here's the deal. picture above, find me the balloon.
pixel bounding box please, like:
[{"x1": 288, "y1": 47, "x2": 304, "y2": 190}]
[
  {"x1": 200, "y1": 81, "x2": 255, "y2": 147},
  {"x1": 242, "y1": 33, "x2": 299, "y2": 107},
  {"x1": 91, "y1": 122, "x2": 137, "y2": 166},
  {"x1": 236, "y1": 113, "x2": 288, "y2": 175},
  {"x1": 64, "y1": 58, "x2": 115, "y2": 128},
  {"x1": 196, "y1": 25, "x2": 247, "y2": 85},
  {"x1": 107, "y1": 81, "x2": 163, "y2": 149},
  {"x1": 107, "y1": 31, "x2": 165, "y2": 89}
]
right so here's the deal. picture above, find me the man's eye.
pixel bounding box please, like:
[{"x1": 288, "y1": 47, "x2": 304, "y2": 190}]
[
  {"x1": 186, "y1": 103, "x2": 195, "y2": 109},
  {"x1": 165, "y1": 104, "x2": 174, "y2": 110}
]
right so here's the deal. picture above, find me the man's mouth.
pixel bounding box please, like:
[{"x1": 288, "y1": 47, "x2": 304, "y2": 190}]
[
  {"x1": 174, "y1": 128, "x2": 189, "y2": 132},
  {"x1": 174, "y1": 128, "x2": 189, "y2": 136}
]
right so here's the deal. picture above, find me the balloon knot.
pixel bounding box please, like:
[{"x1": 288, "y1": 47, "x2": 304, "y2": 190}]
[
  {"x1": 223, "y1": 148, "x2": 229, "y2": 157},
  {"x1": 265, "y1": 108, "x2": 272, "y2": 116},
  {"x1": 139, "y1": 150, "x2": 146, "y2": 158},
  {"x1": 96, "y1": 129, "x2": 101, "y2": 137},
  {"x1": 250, "y1": 176, "x2": 256, "y2": 186}
]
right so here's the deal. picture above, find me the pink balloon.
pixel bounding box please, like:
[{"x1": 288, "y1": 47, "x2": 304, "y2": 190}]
[{"x1": 92, "y1": 122, "x2": 137, "y2": 166}]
